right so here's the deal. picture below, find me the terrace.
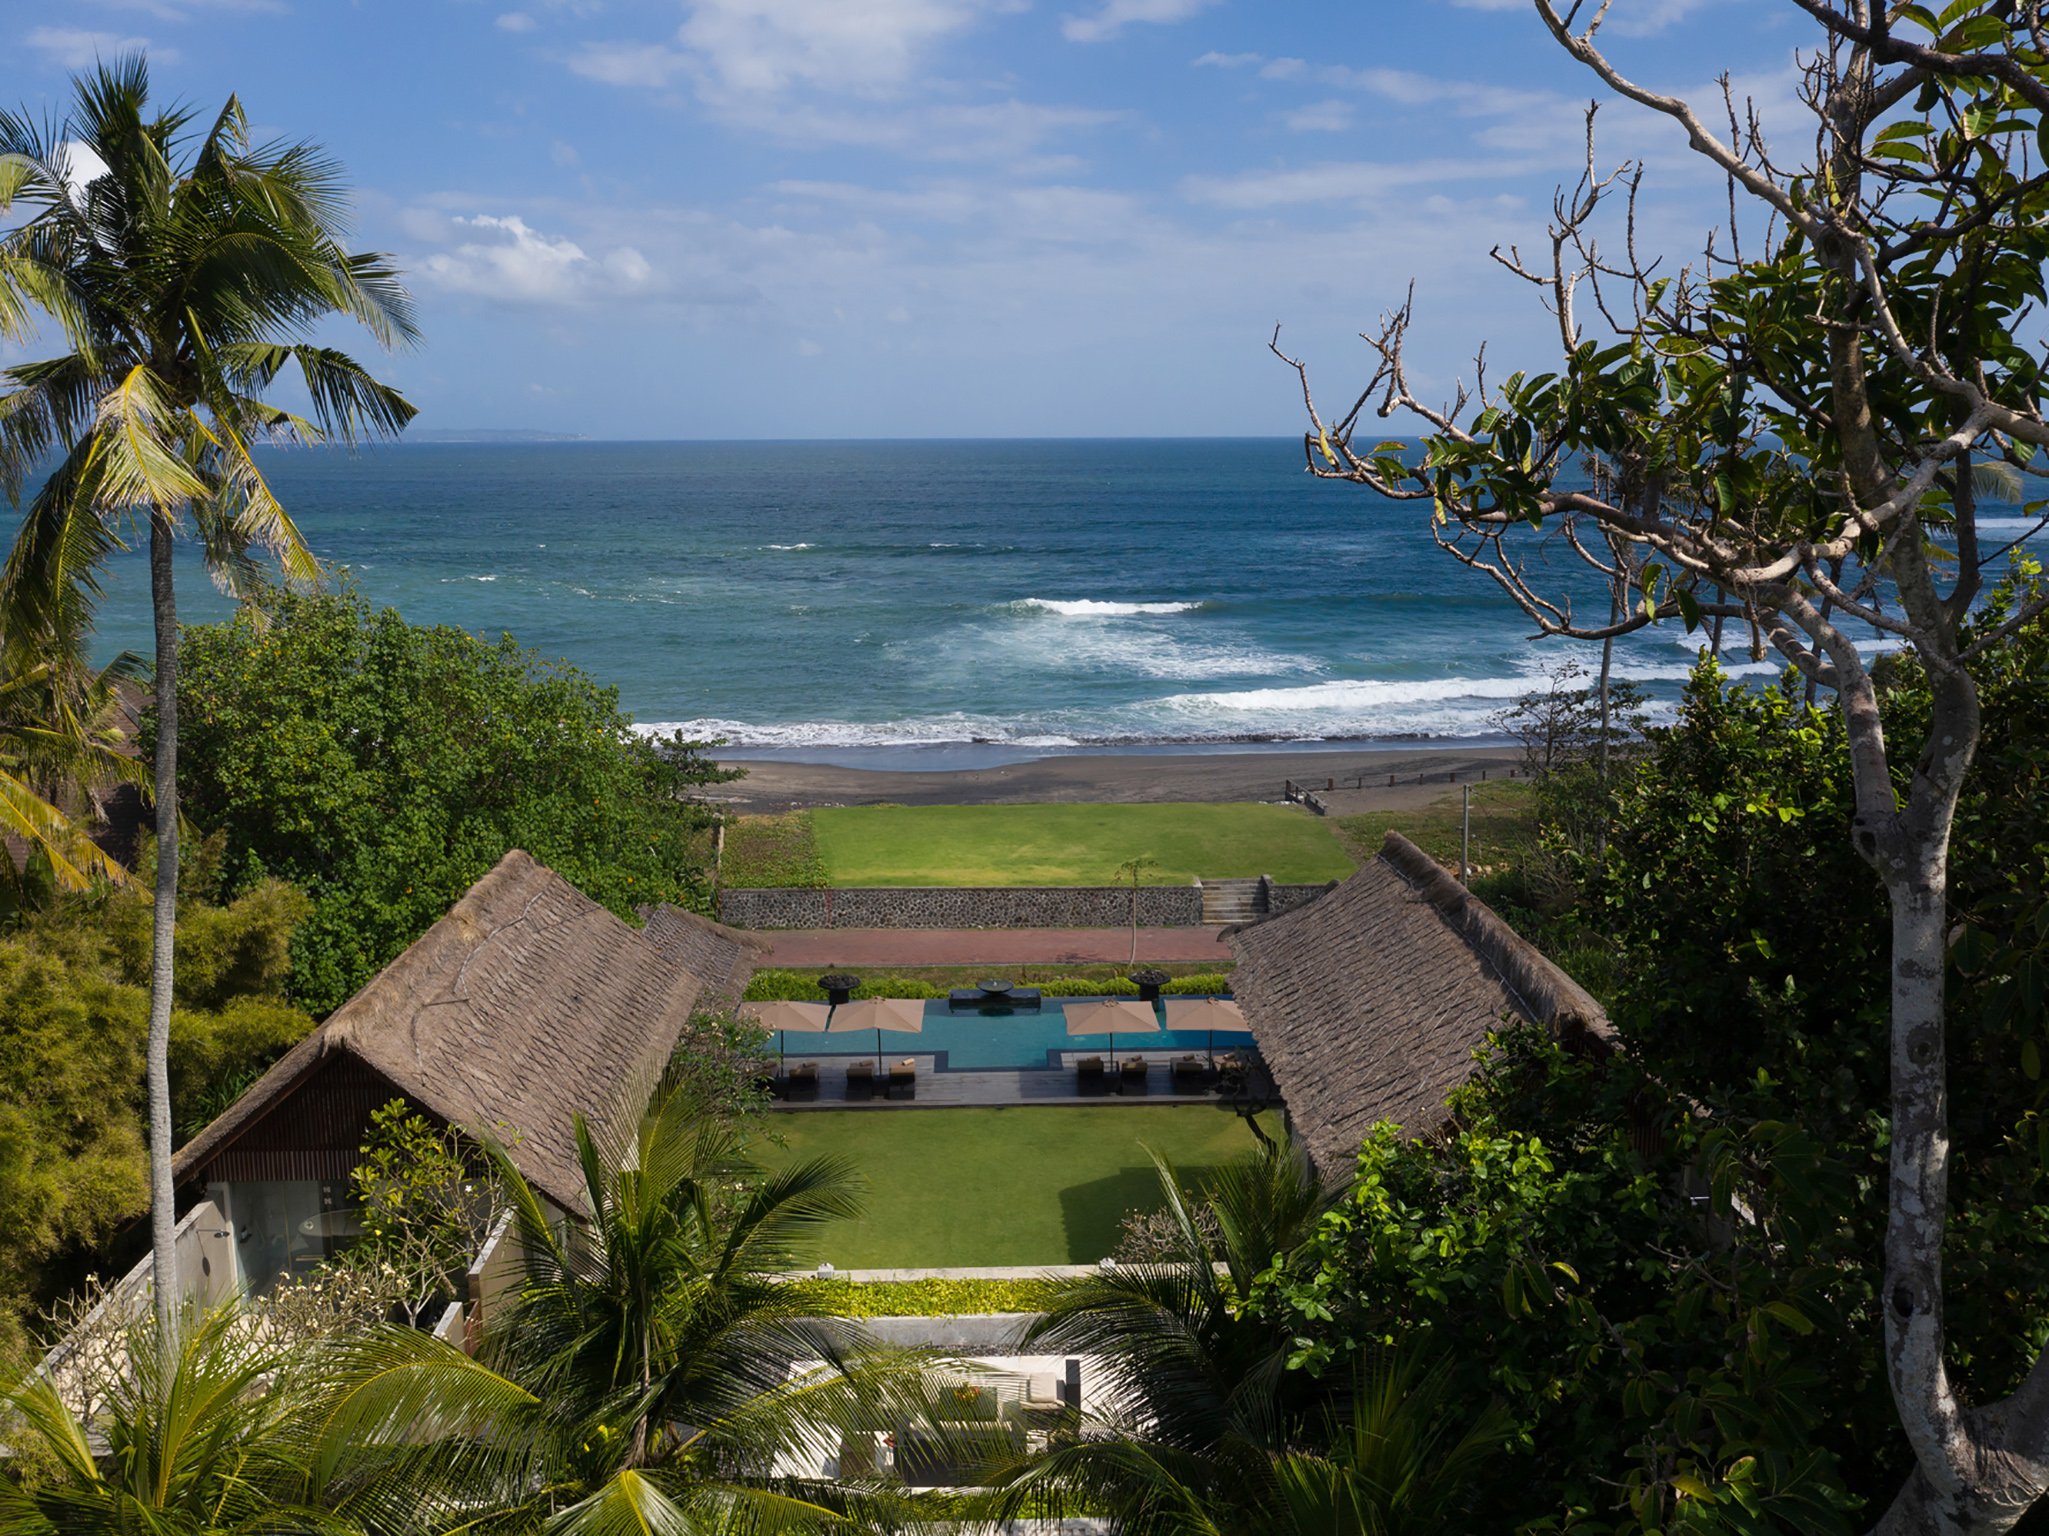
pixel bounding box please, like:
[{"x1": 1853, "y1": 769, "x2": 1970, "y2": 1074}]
[{"x1": 744, "y1": 973, "x2": 1273, "y2": 1109}]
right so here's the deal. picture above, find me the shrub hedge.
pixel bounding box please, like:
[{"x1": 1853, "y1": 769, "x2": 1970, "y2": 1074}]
[
  {"x1": 742, "y1": 969, "x2": 1234, "y2": 1002},
  {"x1": 790, "y1": 1277, "x2": 1058, "y2": 1316}
]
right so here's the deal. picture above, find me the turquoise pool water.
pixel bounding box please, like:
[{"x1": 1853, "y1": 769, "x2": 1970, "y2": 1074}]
[{"x1": 772, "y1": 997, "x2": 1241, "y2": 1072}]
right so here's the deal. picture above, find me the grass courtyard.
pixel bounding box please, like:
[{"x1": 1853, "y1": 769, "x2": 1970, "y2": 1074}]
[
  {"x1": 755, "y1": 1105, "x2": 1271, "y2": 1267},
  {"x1": 805, "y1": 802, "x2": 1356, "y2": 887}
]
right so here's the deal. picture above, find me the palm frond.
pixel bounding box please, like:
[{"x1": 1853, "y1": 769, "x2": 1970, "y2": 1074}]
[
  {"x1": 0, "y1": 436, "x2": 125, "y2": 646},
  {"x1": 86, "y1": 364, "x2": 207, "y2": 511},
  {"x1": 0, "y1": 767, "x2": 129, "y2": 889}
]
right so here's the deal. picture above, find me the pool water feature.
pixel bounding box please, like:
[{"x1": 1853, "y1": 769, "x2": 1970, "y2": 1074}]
[{"x1": 776, "y1": 997, "x2": 1238, "y2": 1072}]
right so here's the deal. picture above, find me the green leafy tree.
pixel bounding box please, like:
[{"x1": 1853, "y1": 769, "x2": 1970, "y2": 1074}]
[
  {"x1": 1275, "y1": 4, "x2": 2049, "y2": 1521},
  {"x1": 1252, "y1": 1040, "x2": 1866, "y2": 1533},
  {"x1": 1253, "y1": 644, "x2": 2049, "y2": 1530},
  {"x1": 0, "y1": 57, "x2": 416, "y2": 1345},
  {"x1": 167, "y1": 585, "x2": 732, "y2": 1014},
  {"x1": 345, "y1": 1100, "x2": 501, "y2": 1329},
  {"x1": 0, "y1": 881, "x2": 311, "y2": 1363}
]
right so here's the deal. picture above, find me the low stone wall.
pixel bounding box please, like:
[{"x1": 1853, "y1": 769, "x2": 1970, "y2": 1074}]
[
  {"x1": 1263, "y1": 880, "x2": 1338, "y2": 916},
  {"x1": 718, "y1": 884, "x2": 1205, "y2": 930}
]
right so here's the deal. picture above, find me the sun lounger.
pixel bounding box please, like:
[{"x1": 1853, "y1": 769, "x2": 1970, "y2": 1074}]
[
  {"x1": 1076, "y1": 1056, "x2": 1107, "y2": 1094},
  {"x1": 1119, "y1": 1057, "x2": 1149, "y2": 1093},
  {"x1": 784, "y1": 1061, "x2": 819, "y2": 1099},
  {"x1": 1171, "y1": 1055, "x2": 1209, "y2": 1085},
  {"x1": 887, "y1": 1060, "x2": 916, "y2": 1099},
  {"x1": 845, "y1": 1060, "x2": 876, "y2": 1099}
]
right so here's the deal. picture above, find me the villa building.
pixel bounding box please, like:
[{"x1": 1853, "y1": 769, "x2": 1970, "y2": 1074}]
[
  {"x1": 1229, "y1": 831, "x2": 1615, "y2": 1176},
  {"x1": 168, "y1": 850, "x2": 768, "y2": 1298}
]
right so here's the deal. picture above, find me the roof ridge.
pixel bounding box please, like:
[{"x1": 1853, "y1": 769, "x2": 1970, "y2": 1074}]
[{"x1": 1375, "y1": 831, "x2": 1615, "y2": 1054}]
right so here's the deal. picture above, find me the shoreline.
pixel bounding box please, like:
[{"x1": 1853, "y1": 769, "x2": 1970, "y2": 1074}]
[{"x1": 712, "y1": 743, "x2": 1524, "y2": 814}]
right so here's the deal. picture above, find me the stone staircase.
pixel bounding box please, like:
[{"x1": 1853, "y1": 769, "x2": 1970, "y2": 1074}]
[{"x1": 1200, "y1": 877, "x2": 1266, "y2": 926}]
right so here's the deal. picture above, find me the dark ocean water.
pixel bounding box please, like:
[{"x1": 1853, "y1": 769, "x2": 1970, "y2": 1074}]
[{"x1": 72, "y1": 438, "x2": 2017, "y2": 763}]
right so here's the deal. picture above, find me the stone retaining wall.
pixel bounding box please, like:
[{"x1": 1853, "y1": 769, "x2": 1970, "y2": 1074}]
[
  {"x1": 1263, "y1": 879, "x2": 1339, "y2": 916},
  {"x1": 718, "y1": 884, "x2": 1205, "y2": 930}
]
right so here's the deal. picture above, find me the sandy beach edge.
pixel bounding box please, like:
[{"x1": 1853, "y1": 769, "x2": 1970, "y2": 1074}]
[{"x1": 712, "y1": 744, "x2": 1525, "y2": 815}]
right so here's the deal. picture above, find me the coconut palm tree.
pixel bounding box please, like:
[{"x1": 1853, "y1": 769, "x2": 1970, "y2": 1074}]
[
  {"x1": 0, "y1": 56, "x2": 416, "y2": 1343},
  {"x1": 314, "y1": 1069, "x2": 950, "y2": 1534},
  {"x1": 0, "y1": 1305, "x2": 380, "y2": 1536},
  {"x1": 0, "y1": 635, "x2": 140, "y2": 900},
  {"x1": 986, "y1": 1137, "x2": 1337, "y2": 1531}
]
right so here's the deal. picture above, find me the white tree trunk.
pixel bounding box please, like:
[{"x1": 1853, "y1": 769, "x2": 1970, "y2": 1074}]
[
  {"x1": 1842, "y1": 642, "x2": 2049, "y2": 1532},
  {"x1": 146, "y1": 510, "x2": 181, "y2": 1350}
]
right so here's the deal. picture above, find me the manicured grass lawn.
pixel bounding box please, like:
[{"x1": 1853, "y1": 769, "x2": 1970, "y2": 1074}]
[
  {"x1": 756, "y1": 1105, "x2": 1269, "y2": 1267},
  {"x1": 1335, "y1": 779, "x2": 1537, "y2": 875},
  {"x1": 809, "y1": 802, "x2": 1357, "y2": 886}
]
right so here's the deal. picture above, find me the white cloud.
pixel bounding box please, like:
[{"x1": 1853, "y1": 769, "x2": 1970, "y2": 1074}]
[
  {"x1": 569, "y1": 41, "x2": 690, "y2": 88},
  {"x1": 1442, "y1": 0, "x2": 1707, "y2": 33},
  {"x1": 495, "y1": 12, "x2": 538, "y2": 32},
  {"x1": 1181, "y1": 156, "x2": 1539, "y2": 209},
  {"x1": 1061, "y1": 0, "x2": 1221, "y2": 44},
  {"x1": 58, "y1": 140, "x2": 112, "y2": 196},
  {"x1": 676, "y1": 0, "x2": 1011, "y2": 97},
  {"x1": 1284, "y1": 100, "x2": 1353, "y2": 133},
  {"x1": 550, "y1": 139, "x2": 580, "y2": 167},
  {"x1": 690, "y1": 95, "x2": 1121, "y2": 163},
  {"x1": 413, "y1": 214, "x2": 660, "y2": 306},
  {"x1": 561, "y1": 0, "x2": 1115, "y2": 166},
  {"x1": 1192, "y1": 50, "x2": 1260, "y2": 68},
  {"x1": 24, "y1": 26, "x2": 161, "y2": 68}
]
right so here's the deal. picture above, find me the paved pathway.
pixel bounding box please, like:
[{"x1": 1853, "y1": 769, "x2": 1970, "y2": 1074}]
[{"x1": 760, "y1": 925, "x2": 1235, "y2": 968}]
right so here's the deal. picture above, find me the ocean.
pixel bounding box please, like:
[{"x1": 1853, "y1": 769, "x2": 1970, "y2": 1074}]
[{"x1": 71, "y1": 438, "x2": 2025, "y2": 767}]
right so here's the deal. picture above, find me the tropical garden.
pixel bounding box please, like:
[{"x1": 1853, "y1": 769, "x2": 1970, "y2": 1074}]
[{"x1": 4, "y1": 2, "x2": 2049, "y2": 1532}]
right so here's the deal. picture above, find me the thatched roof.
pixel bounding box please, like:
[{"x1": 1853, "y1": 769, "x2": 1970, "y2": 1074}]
[
  {"x1": 640, "y1": 903, "x2": 772, "y2": 1013},
  {"x1": 173, "y1": 851, "x2": 763, "y2": 1212},
  {"x1": 1230, "y1": 831, "x2": 1613, "y2": 1178}
]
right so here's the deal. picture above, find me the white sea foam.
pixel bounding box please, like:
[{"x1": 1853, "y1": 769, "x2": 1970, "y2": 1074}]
[
  {"x1": 1015, "y1": 598, "x2": 1204, "y2": 617},
  {"x1": 639, "y1": 716, "x2": 1083, "y2": 750},
  {"x1": 976, "y1": 618, "x2": 1317, "y2": 683},
  {"x1": 1976, "y1": 516, "x2": 2047, "y2": 536},
  {"x1": 764, "y1": 542, "x2": 815, "y2": 551}
]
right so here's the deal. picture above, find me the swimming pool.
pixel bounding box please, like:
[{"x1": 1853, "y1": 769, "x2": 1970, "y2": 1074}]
[{"x1": 769, "y1": 997, "x2": 1242, "y2": 1073}]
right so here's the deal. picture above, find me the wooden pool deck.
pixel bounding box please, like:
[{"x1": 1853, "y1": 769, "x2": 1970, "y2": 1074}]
[{"x1": 765, "y1": 1051, "x2": 1268, "y2": 1111}]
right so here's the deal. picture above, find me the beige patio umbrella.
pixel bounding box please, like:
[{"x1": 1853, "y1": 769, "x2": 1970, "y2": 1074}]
[
  {"x1": 1064, "y1": 997, "x2": 1160, "y2": 1072},
  {"x1": 827, "y1": 996, "x2": 927, "y2": 1071},
  {"x1": 741, "y1": 1000, "x2": 831, "y2": 1067},
  {"x1": 1162, "y1": 996, "x2": 1251, "y2": 1064}
]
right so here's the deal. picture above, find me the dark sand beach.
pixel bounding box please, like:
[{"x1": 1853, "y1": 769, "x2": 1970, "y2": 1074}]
[{"x1": 713, "y1": 745, "x2": 1524, "y2": 815}]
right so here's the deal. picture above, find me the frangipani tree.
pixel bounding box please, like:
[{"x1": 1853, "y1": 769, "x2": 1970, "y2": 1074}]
[
  {"x1": 1274, "y1": 3, "x2": 2049, "y2": 1529},
  {"x1": 0, "y1": 57, "x2": 416, "y2": 1348}
]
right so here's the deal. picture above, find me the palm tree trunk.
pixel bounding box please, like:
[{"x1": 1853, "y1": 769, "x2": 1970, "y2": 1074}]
[{"x1": 146, "y1": 509, "x2": 181, "y2": 1349}]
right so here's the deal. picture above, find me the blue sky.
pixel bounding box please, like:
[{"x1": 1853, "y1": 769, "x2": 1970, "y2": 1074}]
[{"x1": 12, "y1": 0, "x2": 1814, "y2": 439}]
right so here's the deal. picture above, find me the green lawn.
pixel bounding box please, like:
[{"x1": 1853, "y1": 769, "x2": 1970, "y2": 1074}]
[
  {"x1": 809, "y1": 802, "x2": 1357, "y2": 886},
  {"x1": 1335, "y1": 779, "x2": 1538, "y2": 875},
  {"x1": 756, "y1": 1105, "x2": 1269, "y2": 1267}
]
